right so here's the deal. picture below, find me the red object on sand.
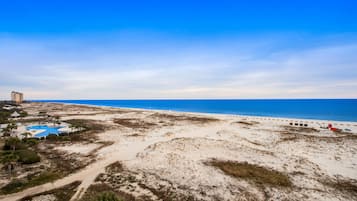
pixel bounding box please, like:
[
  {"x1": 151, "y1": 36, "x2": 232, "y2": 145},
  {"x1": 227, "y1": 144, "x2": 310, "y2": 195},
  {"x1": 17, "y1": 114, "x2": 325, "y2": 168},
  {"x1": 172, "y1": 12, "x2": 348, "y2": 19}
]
[{"x1": 328, "y1": 123, "x2": 338, "y2": 131}]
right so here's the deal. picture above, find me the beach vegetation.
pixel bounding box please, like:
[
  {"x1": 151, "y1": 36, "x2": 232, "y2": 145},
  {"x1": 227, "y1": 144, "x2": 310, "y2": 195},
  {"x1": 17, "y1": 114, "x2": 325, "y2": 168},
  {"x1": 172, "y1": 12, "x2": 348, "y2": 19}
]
[
  {"x1": 22, "y1": 138, "x2": 39, "y2": 147},
  {"x1": 113, "y1": 118, "x2": 157, "y2": 129},
  {"x1": 1, "y1": 137, "x2": 41, "y2": 175},
  {"x1": 80, "y1": 184, "x2": 130, "y2": 201},
  {"x1": 20, "y1": 181, "x2": 81, "y2": 201},
  {"x1": 105, "y1": 161, "x2": 123, "y2": 174},
  {"x1": 0, "y1": 151, "x2": 19, "y2": 174},
  {"x1": 0, "y1": 171, "x2": 61, "y2": 194},
  {"x1": 19, "y1": 111, "x2": 28, "y2": 117},
  {"x1": 46, "y1": 133, "x2": 60, "y2": 141},
  {"x1": 95, "y1": 192, "x2": 121, "y2": 201},
  {"x1": 4, "y1": 121, "x2": 18, "y2": 136},
  {"x1": 321, "y1": 178, "x2": 357, "y2": 197},
  {"x1": 3, "y1": 137, "x2": 24, "y2": 151},
  {"x1": 207, "y1": 160, "x2": 292, "y2": 187},
  {"x1": 65, "y1": 119, "x2": 105, "y2": 132},
  {"x1": 17, "y1": 149, "x2": 40, "y2": 164},
  {"x1": 0, "y1": 109, "x2": 11, "y2": 124},
  {"x1": 149, "y1": 113, "x2": 219, "y2": 124},
  {"x1": 283, "y1": 125, "x2": 319, "y2": 133},
  {"x1": 234, "y1": 121, "x2": 259, "y2": 126}
]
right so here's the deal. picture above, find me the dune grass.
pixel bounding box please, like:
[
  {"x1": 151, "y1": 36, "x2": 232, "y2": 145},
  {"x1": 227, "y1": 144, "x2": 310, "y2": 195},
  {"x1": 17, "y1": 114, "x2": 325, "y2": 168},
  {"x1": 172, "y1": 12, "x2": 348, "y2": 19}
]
[
  {"x1": 20, "y1": 181, "x2": 81, "y2": 201},
  {"x1": 1, "y1": 171, "x2": 62, "y2": 194},
  {"x1": 208, "y1": 161, "x2": 292, "y2": 187}
]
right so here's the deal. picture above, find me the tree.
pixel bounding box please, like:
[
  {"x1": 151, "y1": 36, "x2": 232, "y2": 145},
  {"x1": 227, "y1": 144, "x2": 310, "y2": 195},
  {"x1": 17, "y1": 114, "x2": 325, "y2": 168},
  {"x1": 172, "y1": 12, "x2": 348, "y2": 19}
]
[
  {"x1": 5, "y1": 137, "x2": 21, "y2": 151},
  {"x1": 53, "y1": 115, "x2": 61, "y2": 126},
  {"x1": 6, "y1": 121, "x2": 18, "y2": 136},
  {"x1": 2, "y1": 126, "x2": 10, "y2": 136},
  {"x1": 1, "y1": 152, "x2": 19, "y2": 175}
]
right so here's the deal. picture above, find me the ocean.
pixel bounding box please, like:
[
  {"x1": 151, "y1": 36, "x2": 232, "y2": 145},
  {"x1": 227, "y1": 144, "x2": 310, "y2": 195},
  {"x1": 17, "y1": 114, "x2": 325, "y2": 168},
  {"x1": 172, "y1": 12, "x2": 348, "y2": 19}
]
[{"x1": 35, "y1": 99, "x2": 357, "y2": 122}]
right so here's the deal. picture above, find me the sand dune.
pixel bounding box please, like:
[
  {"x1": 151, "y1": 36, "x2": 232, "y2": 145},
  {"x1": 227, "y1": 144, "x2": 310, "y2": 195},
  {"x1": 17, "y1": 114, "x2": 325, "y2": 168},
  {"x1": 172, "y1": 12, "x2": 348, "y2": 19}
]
[{"x1": 1, "y1": 102, "x2": 356, "y2": 201}]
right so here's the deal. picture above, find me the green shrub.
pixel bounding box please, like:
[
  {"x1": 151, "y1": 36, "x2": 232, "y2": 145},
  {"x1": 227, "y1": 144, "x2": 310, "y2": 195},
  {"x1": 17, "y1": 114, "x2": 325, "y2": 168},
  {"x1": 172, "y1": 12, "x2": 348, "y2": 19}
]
[
  {"x1": 3, "y1": 137, "x2": 26, "y2": 151},
  {"x1": 27, "y1": 172, "x2": 61, "y2": 186},
  {"x1": 1, "y1": 172, "x2": 61, "y2": 194},
  {"x1": 0, "y1": 109, "x2": 11, "y2": 124},
  {"x1": 19, "y1": 111, "x2": 28, "y2": 117},
  {"x1": 0, "y1": 179, "x2": 25, "y2": 194},
  {"x1": 96, "y1": 192, "x2": 121, "y2": 201},
  {"x1": 61, "y1": 136, "x2": 71, "y2": 141},
  {"x1": 17, "y1": 150, "x2": 40, "y2": 164},
  {"x1": 23, "y1": 138, "x2": 39, "y2": 147},
  {"x1": 46, "y1": 134, "x2": 59, "y2": 141}
]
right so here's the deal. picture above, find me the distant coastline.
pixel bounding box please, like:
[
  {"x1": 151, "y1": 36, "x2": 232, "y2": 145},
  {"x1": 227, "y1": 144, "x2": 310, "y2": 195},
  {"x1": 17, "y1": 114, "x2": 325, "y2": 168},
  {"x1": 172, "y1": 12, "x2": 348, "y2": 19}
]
[{"x1": 32, "y1": 99, "x2": 357, "y2": 122}]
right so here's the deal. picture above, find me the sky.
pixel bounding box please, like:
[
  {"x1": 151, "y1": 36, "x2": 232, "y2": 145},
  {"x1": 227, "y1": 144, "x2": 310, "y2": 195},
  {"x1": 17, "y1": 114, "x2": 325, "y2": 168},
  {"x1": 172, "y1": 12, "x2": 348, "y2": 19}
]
[{"x1": 0, "y1": 0, "x2": 356, "y2": 99}]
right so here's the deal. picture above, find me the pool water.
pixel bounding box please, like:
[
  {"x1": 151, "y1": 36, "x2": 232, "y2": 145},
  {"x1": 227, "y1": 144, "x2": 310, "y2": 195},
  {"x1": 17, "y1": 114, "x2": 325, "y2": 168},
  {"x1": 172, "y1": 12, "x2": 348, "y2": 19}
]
[{"x1": 27, "y1": 125, "x2": 63, "y2": 138}]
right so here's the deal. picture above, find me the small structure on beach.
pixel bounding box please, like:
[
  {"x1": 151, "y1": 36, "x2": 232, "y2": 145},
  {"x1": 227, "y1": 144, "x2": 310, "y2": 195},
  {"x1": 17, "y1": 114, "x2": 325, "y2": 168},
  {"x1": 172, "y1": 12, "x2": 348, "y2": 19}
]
[
  {"x1": 2, "y1": 105, "x2": 16, "y2": 110},
  {"x1": 10, "y1": 111, "x2": 20, "y2": 118},
  {"x1": 289, "y1": 122, "x2": 308, "y2": 127}
]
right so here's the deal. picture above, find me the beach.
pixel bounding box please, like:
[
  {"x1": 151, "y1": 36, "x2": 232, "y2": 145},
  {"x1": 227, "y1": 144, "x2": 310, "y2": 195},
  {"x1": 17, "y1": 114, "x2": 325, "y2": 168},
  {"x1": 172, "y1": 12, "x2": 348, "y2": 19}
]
[{"x1": 1, "y1": 102, "x2": 356, "y2": 201}]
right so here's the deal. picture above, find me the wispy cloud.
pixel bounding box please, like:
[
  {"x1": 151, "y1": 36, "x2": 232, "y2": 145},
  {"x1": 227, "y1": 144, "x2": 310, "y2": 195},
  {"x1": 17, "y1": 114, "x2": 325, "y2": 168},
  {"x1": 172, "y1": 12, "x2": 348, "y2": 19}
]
[{"x1": 0, "y1": 34, "x2": 356, "y2": 99}]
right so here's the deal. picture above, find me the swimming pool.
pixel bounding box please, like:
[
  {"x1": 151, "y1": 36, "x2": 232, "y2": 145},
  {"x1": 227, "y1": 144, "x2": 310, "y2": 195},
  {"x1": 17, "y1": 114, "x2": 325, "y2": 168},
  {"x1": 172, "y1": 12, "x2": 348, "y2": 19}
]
[{"x1": 27, "y1": 125, "x2": 63, "y2": 138}]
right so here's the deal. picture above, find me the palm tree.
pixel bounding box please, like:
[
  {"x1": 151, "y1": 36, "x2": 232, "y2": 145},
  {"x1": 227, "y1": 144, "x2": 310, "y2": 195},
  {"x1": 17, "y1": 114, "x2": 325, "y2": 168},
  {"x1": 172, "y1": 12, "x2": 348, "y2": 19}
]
[
  {"x1": 6, "y1": 121, "x2": 17, "y2": 137},
  {"x1": 53, "y1": 115, "x2": 61, "y2": 126}
]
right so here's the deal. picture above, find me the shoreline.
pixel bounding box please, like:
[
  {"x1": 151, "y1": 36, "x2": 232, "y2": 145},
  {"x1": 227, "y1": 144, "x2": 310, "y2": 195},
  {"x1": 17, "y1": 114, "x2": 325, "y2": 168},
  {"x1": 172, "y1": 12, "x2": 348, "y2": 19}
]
[{"x1": 36, "y1": 101, "x2": 357, "y2": 125}]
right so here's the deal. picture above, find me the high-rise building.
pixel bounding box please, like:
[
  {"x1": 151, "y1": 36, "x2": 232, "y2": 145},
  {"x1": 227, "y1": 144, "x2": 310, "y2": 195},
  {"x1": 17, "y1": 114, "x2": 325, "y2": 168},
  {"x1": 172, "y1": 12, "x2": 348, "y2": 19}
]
[{"x1": 11, "y1": 91, "x2": 24, "y2": 104}]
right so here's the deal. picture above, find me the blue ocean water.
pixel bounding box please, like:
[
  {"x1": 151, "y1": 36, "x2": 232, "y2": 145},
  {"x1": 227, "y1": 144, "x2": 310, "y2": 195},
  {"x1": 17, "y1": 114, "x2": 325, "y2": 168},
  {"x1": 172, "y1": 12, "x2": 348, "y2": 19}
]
[{"x1": 35, "y1": 99, "x2": 357, "y2": 122}]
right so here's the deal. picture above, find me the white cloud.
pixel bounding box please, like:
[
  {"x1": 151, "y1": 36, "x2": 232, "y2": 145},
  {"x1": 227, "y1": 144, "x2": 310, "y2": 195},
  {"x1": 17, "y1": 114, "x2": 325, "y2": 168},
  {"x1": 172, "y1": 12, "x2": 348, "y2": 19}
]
[{"x1": 0, "y1": 34, "x2": 356, "y2": 99}]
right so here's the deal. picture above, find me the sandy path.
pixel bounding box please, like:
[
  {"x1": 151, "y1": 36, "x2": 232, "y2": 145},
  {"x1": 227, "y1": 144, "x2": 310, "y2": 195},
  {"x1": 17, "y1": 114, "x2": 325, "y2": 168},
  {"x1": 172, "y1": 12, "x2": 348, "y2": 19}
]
[{"x1": 0, "y1": 155, "x2": 118, "y2": 201}]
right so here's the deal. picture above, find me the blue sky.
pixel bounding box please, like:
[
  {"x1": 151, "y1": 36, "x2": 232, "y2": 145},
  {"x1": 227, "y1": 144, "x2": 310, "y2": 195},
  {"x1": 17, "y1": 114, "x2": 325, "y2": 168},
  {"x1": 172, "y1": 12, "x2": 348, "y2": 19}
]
[{"x1": 0, "y1": 0, "x2": 356, "y2": 99}]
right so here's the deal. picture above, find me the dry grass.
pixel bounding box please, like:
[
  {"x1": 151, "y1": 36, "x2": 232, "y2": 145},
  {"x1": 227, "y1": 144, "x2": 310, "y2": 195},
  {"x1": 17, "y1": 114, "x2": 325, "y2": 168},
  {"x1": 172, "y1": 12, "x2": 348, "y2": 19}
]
[
  {"x1": 20, "y1": 181, "x2": 81, "y2": 201},
  {"x1": 207, "y1": 160, "x2": 292, "y2": 187},
  {"x1": 150, "y1": 113, "x2": 219, "y2": 124},
  {"x1": 282, "y1": 126, "x2": 319, "y2": 133},
  {"x1": 80, "y1": 183, "x2": 136, "y2": 201},
  {"x1": 233, "y1": 121, "x2": 259, "y2": 126},
  {"x1": 278, "y1": 130, "x2": 357, "y2": 144},
  {"x1": 321, "y1": 178, "x2": 357, "y2": 197},
  {"x1": 34, "y1": 145, "x2": 94, "y2": 177},
  {"x1": 57, "y1": 119, "x2": 109, "y2": 142},
  {"x1": 1, "y1": 171, "x2": 62, "y2": 194},
  {"x1": 106, "y1": 161, "x2": 124, "y2": 174},
  {"x1": 113, "y1": 118, "x2": 157, "y2": 130},
  {"x1": 65, "y1": 119, "x2": 107, "y2": 133}
]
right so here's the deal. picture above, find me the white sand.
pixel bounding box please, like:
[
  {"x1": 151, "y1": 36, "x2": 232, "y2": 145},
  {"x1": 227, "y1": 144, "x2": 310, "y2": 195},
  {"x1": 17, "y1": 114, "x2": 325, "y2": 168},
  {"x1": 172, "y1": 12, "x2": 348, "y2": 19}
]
[{"x1": 1, "y1": 102, "x2": 356, "y2": 201}]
